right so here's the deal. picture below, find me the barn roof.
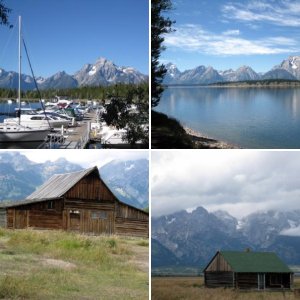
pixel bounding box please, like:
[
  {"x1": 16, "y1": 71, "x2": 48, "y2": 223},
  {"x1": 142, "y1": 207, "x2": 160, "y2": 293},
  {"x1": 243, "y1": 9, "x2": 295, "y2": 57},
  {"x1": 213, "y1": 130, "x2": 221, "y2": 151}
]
[
  {"x1": 26, "y1": 166, "x2": 99, "y2": 201},
  {"x1": 219, "y1": 251, "x2": 291, "y2": 273}
]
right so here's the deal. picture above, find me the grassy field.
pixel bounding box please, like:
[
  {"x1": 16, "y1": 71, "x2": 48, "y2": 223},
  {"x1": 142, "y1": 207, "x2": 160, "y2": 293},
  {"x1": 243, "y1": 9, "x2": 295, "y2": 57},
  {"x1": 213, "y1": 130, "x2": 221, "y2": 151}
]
[
  {"x1": 0, "y1": 228, "x2": 149, "y2": 299},
  {"x1": 152, "y1": 277, "x2": 300, "y2": 300}
]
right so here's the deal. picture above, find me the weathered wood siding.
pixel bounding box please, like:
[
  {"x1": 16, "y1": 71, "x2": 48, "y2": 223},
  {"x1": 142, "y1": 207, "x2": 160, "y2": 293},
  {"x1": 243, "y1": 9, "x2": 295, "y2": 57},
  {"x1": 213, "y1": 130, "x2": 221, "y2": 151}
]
[
  {"x1": 206, "y1": 252, "x2": 233, "y2": 272},
  {"x1": 204, "y1": 272, "x2": 234, "y2": 288},
  {"x1": 6, "y1": 199, "x2": 63, "y2": 230},
  {"x1": 236, "y1": 273, "x2": 258, "y2": 289},
  {"x1": 115, "y1": 202, "x2": 148, "y2": 237},
  {"x1": 0, "y1": 208, "x2": 6, "y2": 227},
  {"x1": 65, "y1": 174, "x2": 116, "y2": 202},
  {"x1": 115, "y1": 218, "x2": 148, "y2": 237}
]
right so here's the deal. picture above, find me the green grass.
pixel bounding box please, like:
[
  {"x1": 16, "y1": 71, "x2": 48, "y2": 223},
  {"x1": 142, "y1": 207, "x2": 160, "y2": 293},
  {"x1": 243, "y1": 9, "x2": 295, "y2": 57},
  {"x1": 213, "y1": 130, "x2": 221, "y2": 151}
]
[{"x1": 0, "y1": 228, "x2": 148, "y2": 299}]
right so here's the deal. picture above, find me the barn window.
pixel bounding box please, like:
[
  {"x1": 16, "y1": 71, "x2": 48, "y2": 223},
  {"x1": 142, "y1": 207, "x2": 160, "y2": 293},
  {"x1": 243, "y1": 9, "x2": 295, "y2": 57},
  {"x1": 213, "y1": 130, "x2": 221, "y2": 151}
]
[
  {"x1": 91, "y1": 211, "x2": 107, "y2": 220},
  {"x1": 47, "y1": 201, "x2": 54, "y2": 210}
]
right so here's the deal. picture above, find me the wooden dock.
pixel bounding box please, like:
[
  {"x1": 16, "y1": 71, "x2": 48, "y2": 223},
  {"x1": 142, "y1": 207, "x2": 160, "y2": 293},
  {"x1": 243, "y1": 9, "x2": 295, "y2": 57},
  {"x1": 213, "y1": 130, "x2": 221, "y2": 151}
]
[{"x1": 47, "y1": 111, "x2": 97, "y2": 149}]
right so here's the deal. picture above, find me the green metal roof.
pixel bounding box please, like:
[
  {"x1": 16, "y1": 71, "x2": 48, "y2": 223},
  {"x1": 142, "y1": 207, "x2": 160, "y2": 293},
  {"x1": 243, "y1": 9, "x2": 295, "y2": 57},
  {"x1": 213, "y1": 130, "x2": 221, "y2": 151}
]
[{"x1": 220, "y1": 251, "x2": 292, "y2": 273}]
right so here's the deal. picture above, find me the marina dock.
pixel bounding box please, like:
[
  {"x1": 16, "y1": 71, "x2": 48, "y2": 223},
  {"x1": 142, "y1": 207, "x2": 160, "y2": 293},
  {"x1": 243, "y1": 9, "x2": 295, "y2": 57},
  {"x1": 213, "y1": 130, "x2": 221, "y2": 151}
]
[{"x1": 45, "y1": 111, "x2": 97, "y2": 149}]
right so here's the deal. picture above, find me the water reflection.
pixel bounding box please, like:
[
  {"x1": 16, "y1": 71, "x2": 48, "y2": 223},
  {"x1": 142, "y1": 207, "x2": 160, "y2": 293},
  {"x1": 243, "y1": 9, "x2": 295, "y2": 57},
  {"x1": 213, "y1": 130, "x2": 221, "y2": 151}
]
[{"x1": 156, "y1": 87, "x2": 300, "y2": 148}]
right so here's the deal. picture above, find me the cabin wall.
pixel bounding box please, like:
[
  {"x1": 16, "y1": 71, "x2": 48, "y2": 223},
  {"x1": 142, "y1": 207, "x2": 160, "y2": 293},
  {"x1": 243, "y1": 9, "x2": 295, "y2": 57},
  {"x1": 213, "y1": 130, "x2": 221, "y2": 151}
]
[
  {"x1": 236, "y1": 273, "x2": 258, "y2": 289},
  {"x1": 65, "y1": 174, "x2": 116, "y2": 202},
  {"x1": 204, "y1": 271, "x2": 234, "y2": 288},
  {"x1": 205, "y1": 252, "x2": 233, "y2": 272},
  {"x1": 0, "y1": 208, "x2": 7, "y2": 228}
]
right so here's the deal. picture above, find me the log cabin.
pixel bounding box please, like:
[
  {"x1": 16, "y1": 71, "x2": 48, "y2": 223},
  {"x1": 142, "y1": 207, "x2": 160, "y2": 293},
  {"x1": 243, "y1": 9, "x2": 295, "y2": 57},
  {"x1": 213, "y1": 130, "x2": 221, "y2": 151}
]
[
  {"x1": 0, "y1": 166, "x2": 148, "y2": 237},
  {"x1": 203, "y1": 250, "x2": 293, "y2": 290}
]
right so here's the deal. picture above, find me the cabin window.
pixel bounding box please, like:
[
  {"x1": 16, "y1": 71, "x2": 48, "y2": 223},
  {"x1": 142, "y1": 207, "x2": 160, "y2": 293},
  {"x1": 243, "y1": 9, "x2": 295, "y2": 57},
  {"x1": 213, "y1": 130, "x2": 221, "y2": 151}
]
[
  {"x1": 91, "y1": 211, "x2": 107, "y2": 220},
  {"x1": 47, "y1": 201, "x2": 54, "y2": 210}
]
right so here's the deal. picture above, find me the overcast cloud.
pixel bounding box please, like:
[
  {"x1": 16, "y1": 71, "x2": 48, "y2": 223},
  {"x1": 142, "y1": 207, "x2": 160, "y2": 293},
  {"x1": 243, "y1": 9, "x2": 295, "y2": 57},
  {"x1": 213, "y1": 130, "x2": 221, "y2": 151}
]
[{"x1": 152, "y1": 151, "x2": 300, "y2": 219}]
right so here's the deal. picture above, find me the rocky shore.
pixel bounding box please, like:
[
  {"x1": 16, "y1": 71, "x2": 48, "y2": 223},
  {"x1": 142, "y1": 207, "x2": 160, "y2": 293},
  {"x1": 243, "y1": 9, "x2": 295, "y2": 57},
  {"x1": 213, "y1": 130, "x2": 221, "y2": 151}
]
[{"x1": 184, "y1": 127, "x2": 240, "y2": 149}]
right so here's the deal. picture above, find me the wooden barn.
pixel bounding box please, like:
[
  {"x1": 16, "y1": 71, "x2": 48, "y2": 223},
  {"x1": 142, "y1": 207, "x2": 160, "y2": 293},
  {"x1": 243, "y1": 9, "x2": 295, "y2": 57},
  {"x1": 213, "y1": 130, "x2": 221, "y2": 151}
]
[
  {"x1": 0, "y1": 166, "x2": 148, "y2": 237},
  {"x1": 203, "y1": 251, "x2": 293, "y2": 290}
]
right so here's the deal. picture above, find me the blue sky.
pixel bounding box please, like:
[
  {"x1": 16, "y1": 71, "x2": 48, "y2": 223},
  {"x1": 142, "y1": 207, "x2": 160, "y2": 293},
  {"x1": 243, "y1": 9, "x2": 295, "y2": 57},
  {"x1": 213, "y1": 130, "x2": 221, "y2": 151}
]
[
  {"x1": 0, "y1": 0, "x2": 149, "y2": 77},
  {"x1": 162, "y1": 0, "x2": 300, "y2": 73}
]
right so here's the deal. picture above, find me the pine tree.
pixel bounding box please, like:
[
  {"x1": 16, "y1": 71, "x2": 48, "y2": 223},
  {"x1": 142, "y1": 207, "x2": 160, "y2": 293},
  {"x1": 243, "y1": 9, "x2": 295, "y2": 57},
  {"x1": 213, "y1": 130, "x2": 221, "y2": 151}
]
[
  {"x1": 0, "y1": 0, "x2": 12, "y2": 28},
  {"x1": 151, "y1": 0, "x2": 174, "y2": 107}
]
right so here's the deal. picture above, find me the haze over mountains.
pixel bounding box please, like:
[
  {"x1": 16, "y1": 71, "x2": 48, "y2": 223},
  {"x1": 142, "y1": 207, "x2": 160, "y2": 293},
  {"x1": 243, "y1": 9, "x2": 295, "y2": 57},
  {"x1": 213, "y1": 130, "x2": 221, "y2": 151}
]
[
  {"x1": 0, "y1": 57, "x2": 147, "y2": 90},
  {"x1": 152, "y1": 206, "x2": 300, "y2": 269},
  {"x1": 164, "y1": 56, "x2": 300, "y2": 85},
  {"x1": 0, "y1": 152, "x2": 148, "y2": 209}
]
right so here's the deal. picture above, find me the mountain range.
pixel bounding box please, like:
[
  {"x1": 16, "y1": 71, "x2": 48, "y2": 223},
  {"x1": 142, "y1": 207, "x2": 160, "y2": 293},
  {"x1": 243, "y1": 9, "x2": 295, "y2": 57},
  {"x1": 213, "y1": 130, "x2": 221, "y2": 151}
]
[
  {"x1": 0, "y1": 152, "x2": 148, "y2": 209},
  {"x1": 0, "y1": 57, "x2": 147, "y2": 90},
  {"x1": 164, "y1": 56, "x2": 300, "y2": 85},
  {"x1": 152, "y1": 206, "x2": 300, "y2": 270}
]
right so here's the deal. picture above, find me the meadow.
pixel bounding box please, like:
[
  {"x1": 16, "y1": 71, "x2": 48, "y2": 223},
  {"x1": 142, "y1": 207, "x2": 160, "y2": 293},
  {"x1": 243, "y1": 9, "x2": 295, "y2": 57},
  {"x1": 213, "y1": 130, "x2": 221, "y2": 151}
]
[
  {"x1": 0, "y1": 228, "x2": 149, "y2": 299},
  {"x1": 151, "y1": 276, "x2": 300, "y2": 300}
]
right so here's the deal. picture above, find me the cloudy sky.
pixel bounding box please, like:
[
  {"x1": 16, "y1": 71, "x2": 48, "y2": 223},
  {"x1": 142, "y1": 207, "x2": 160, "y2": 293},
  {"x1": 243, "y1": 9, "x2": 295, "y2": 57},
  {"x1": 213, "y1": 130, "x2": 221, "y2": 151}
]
[
  {"x1": 162, "y1": 0, "x2": 300, "y2": 72},
  {"x1": 152, "y1": 151, "x2": 300, "y2": 219},
  {"x1": 8, "y1": 149, "x2": 148, "y2": 168}
]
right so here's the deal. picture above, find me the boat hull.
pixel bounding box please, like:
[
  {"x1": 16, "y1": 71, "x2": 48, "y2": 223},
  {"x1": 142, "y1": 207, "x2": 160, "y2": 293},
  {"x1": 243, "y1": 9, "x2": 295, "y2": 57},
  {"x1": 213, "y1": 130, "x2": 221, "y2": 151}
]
[{"x1": 0, "y1": 128, "x2": 50, "y2": 142}]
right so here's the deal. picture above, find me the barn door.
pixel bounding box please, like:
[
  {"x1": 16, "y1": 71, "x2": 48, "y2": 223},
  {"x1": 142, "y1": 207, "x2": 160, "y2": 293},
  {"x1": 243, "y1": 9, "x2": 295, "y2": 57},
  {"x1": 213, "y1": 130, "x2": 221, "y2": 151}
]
[
  {"x1": 69, "y1": 210, "x2": 81, "y2": 231},
  {"x1": 89, "y1": 210, "x2": 114, "y2": 234},
  {"x1": 15, "y1": 210, "x2": 28, "y2": 229}
]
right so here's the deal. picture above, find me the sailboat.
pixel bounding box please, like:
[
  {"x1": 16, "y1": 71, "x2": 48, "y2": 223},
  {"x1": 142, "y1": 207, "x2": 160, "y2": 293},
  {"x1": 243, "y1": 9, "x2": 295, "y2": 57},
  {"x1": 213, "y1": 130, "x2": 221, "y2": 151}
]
[{"x1": 0, "y1": 16, "x2": 50, "y2": 143}]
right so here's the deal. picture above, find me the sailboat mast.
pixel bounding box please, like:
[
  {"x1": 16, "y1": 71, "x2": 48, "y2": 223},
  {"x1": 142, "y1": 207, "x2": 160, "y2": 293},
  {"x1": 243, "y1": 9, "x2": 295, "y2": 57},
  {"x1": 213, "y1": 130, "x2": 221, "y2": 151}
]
[{"x1": 18, "y1": 16, "x2": 21, "y2": 125}]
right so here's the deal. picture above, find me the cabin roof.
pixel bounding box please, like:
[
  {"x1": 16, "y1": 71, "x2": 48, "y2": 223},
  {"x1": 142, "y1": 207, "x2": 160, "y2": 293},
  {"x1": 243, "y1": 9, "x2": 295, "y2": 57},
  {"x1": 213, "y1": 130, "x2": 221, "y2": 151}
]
[{"x1": 218, "y1": 251, "x2": 291, "y2": 273}]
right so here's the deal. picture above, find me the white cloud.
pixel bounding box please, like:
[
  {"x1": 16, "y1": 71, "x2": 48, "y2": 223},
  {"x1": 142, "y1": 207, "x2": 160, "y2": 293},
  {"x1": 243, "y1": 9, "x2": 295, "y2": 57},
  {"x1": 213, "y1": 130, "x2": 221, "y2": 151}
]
[
  {"x1": 280, "y1": 225, "x2": 300, "y2": 236},
  {"x1": 222, "y1": 0, "x2": 300, "y2": 27},
  {"x1": 222, "y1": 29, "x2": 240, "y2": 36},
  {"x1": 164, "y1": 24, "x2": 298, "y2": 56}
]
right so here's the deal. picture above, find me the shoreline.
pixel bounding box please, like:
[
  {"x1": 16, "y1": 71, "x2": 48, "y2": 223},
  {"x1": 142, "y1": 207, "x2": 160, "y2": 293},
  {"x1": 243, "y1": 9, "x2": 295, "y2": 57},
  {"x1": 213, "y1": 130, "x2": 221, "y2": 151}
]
[{"x1": 183, "y1": 127, "x2": 241, "y2": 149}]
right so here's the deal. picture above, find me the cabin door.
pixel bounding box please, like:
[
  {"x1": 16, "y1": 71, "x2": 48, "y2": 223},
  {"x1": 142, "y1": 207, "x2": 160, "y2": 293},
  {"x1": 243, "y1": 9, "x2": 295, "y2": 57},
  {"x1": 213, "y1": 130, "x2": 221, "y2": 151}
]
[
  {"x1": 15, "y1": 210, "x2": 28, "y2": 229},
  {"x1": 69, "y1": 210, "x2": 81, "y2": 231},
  {"x1": 258, "y1": 273, "x2": 265, "y2": 290}
]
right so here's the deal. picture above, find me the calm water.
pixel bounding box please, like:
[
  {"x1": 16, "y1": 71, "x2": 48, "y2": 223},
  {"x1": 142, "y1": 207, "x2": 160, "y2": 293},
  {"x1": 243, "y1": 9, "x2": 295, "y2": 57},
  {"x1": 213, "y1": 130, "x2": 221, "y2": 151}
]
[{"x1": 156, "y1": 87, "x2": 300, "y2": 149}]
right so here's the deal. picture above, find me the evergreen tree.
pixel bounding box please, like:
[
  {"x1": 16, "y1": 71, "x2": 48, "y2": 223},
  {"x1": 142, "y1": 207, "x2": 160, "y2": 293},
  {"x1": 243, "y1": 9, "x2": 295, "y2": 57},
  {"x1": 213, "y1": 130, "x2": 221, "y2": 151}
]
[
  {"x1": 151, "y1": 0, "x2": 174, "y2": 107},
  {"x1": 0, "y1": 0, "x2": 12, "y2": 28}
]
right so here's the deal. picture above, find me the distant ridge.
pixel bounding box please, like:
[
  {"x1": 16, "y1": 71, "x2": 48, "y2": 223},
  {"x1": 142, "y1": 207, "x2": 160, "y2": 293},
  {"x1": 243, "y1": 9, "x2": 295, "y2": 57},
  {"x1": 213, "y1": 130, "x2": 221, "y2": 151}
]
[
  {"x1": 0, "y1": 57, "x2": 148, "y2": 90},
  {"x1": 164, "y1": 56, "x2": 300, "y2": 85}
]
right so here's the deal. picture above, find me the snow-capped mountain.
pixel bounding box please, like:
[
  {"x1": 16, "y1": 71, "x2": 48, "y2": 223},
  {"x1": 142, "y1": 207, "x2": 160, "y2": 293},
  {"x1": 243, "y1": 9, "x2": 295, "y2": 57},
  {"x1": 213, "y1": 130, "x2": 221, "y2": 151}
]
[
  {"x1": 74, "y1": 57, "x2": 147, "y2": 87},
  {"x1": 0, "y1": 57, "x2": 147, "y2": 90},
  {"x1": 163, "y1": 56, "x2": 300, "y2": 85},
  {"x1": 38, "y1": 71, "x2": 78, "y2": 90},
  {"x1": 152, "y1": 206, "x2": 300, "y2": 269}
]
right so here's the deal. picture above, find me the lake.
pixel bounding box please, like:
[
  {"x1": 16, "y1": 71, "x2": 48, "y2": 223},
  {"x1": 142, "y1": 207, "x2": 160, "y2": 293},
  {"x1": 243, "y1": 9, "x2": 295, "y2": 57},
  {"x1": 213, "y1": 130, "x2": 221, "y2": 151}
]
[{"x1": 155, "y1": 87, "x2": 300, "y2": 149}]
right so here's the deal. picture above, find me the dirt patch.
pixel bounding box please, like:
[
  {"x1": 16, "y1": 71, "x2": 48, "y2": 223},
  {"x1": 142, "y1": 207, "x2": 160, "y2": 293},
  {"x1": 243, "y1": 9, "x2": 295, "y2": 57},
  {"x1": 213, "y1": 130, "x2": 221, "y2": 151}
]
[
  {"x1": 41, "y1": 258, "x2": 76, "y2": 270},
  {"x1": 130, "y1": 245, "x2": 149, "y2": 273}
]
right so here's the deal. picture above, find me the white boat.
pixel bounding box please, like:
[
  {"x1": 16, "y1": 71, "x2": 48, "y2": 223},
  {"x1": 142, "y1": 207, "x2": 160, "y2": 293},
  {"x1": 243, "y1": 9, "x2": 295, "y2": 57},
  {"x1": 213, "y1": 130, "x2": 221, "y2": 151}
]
[
  {"x1": 0, "y1": 16, "x2": 50, "y2": 143},
  {"x1": 4, "y1": 114, "x2": 69, "y2": 129},
  {"x1": 0, "y1": 123, "x2": 50, "y2": 142}
]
